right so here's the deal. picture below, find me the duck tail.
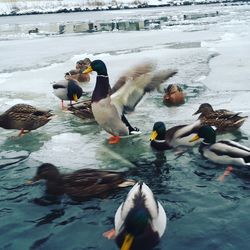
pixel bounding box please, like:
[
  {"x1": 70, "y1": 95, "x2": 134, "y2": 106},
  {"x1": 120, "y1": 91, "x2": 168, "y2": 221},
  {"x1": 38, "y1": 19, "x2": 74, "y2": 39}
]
[
  {"x1": 118, "y1": 179, "x2": 136, "y2": 187},
  {"x1": 234, "y1": 117, "x2": 247, "y2": 125}
]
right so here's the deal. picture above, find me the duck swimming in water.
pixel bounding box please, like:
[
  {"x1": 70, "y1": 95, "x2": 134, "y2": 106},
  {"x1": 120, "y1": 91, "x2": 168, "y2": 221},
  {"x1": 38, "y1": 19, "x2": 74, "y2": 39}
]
[
  {"x1": 0, "y1": 104, "x2": 53, "y2": 136},
  {"x1": 83, "y1": 59, "x2": 177, "y2": 143},
  {"x1": 163, "y1": 84, "x2": 185, "y2": 106},
  {"x1": 193, "y1": 103, "x2": 248, "y2": 132},
  {"x1": 190, "y1": 125, "x2": 250, "y2": 167},
  {"x1": 104, "y1": 182, "x2": 167, "y2": 250},
  {"x1": 28, "y1": 163, "x2": 135, "y2": 201},
  {"x1": 150, "y1": 120, "x2": 201, "y2": 151}
]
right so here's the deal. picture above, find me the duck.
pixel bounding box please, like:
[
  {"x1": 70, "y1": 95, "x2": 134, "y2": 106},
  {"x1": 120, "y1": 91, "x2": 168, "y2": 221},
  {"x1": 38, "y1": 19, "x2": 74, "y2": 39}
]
[
  {"x1": 104, "y1": 182, "x2": 167, "y2": 250},
  {"x1": 189, "y1": 125, "x2": 250, "y2": 166},
  {"x1": 65, "y1": 69, "x2": 90, "y2": 83},
  {"x1": 28, "y1": 163, "x2": 135, "y2": 201},
  {"x1": 52, "y1": 79, "x2": 83, "y2": 108},
  {"x1": 193, "y1": 103, "x2": 248, "y2": 132},
  {"x1": 83, "y1": 59, "x2": 177, "y2": 143},
  {"x1": 0, "y1": 104, "x2": 53, "y2": 136},
  {"x1": 163, "y1": 84, "x2": 185, "y2": 106},
  {"x1": 150, "y1": 120, "x2": 202, "y2": 151},
  {"x1": 67, "y1": 99, "x2": 94, "y2": 120},
  {"x1": 64, "y1": 58, "x2": 92, "y2": 83}
]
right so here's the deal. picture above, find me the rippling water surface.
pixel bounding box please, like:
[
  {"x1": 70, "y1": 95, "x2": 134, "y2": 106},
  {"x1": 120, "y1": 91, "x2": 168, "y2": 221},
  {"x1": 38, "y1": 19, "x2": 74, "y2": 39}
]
[{"x1": 0, "y1": 4, "x2": 250, "y2": 250}]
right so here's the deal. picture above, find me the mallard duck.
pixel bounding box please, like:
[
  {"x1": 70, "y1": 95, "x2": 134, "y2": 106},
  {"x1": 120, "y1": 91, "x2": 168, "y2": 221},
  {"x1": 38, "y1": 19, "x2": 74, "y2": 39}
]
[
  {"x1": 150, "y1": 120, "x2": 202, "y2": 151},
  {"x1": 83, "y1": 59, "x2": 177, "y2": 143},
  {"x1": 28, "y1": 163, "x2": 135, "y2": 201},
  {"x1": 109, "y1": 182, "x2": 167, "y2": 250},
  {"x1": 0, "y1": 104, "x2": 53, "y2": 136},
  {"x1": 163, "y1": 84, "x2": 185, "y2": 106},
  {"x1": 190, "y1": 125, "x2": 250, "y2": 166},
  {"x1": 193, "y1": 103, "x2": 248, "y2": 132},
  {"x1": 52, "y1": 79, "x2": 83, "y2": 108},
  {"x1": 67, "y1": 99, "x2": 94, "y2": 120}
]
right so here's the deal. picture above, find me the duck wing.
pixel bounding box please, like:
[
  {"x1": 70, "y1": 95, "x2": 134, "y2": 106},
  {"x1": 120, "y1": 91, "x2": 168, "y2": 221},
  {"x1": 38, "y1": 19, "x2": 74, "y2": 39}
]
[
  {"x1": 67, "y1": 99, "x2": 94, "y2": 120},
  {"x1": 209, "y1": 140, "x2": 250, "y2": 158},
  {"x1": 63, "y1": 169, "x2": 125, "y2": 199},
  {"x1": 110, "y1": 62, "x2": 177, "y2": 115},
  {"x1": 4, "y1": 104, "x2": 38, "y2": 114}
]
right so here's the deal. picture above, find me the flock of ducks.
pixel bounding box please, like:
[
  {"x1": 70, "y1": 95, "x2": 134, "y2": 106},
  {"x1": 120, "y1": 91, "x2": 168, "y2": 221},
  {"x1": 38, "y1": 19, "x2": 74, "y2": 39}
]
[{"x1": 0, "y1": 58, "x2": 249, "y2": 249}]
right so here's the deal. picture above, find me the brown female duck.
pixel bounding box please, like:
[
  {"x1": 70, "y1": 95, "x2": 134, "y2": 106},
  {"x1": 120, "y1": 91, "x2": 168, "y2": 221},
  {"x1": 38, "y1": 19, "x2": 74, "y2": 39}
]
[
  {"x1": 0, "y1": 104, "x2": 53, "y2": 136},
  {"x1": 163, "y1": 84, "x2": 185, "y2": 106},
  {"x1": 65, "y1": 58, "x2": 91, "y2": 83},
  {"x1": 67, "y1": 99, "x2": 94, "y2": 120},
  {"x1": 29, "y1": 163, "x2": 135, "y2": 201},
  {"x1": 193, "y1": 103, "x2": 248, "y2": 132}
]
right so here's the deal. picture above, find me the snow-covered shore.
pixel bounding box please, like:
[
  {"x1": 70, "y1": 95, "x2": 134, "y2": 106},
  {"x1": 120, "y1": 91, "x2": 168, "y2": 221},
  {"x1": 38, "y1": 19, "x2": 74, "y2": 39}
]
[{"x1": 0, "y1": 0, "x2": 249, "y2": 16}]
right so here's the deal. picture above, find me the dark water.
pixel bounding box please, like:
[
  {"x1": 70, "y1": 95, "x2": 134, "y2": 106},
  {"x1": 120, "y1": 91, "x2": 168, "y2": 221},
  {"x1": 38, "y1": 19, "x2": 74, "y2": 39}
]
[{"x1": 1, "y1": 3, "x2": 250, "y2": 250}]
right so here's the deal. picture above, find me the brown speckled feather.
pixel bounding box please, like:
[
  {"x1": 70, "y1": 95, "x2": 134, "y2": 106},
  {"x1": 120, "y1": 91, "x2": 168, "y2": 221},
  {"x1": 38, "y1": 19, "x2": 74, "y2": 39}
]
[
  {"x1": 67, "y1": 99, "x2": 94, "y2": 120},
  {"x1": 194, "y1": 103, "x2": 248, "y2": 132},
  {"x1": 0, "y1": 104, "x2": 53, "y2": 130},
  {"x1": 32, "y1": 163, "x2": 134, "y2": 201}
]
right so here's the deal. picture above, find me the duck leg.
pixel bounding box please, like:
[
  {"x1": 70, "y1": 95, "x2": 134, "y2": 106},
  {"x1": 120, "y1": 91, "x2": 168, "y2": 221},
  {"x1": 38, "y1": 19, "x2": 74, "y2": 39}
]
[
  {"x1": 103, "y1": 228, "x2": 116, "y2": 239},
  {"x1": 121, "y1": 115, "x2": 137, "y2": 134},
  {"x1": 18, "y1": 128, "x2": 29, "y2": 136},
  {"x1": 217, "y1": 166, "x2": 233, "y2": 182},
  {"x1": 61, "y1": 100, "x2": 64, "y2": 109},
  {"x1": 108, "y1": 136, "x2": 121, "y2": 144}
]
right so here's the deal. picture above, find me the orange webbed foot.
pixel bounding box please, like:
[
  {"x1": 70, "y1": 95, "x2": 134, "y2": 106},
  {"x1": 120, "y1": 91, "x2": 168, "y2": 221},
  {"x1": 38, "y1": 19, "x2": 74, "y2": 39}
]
[
  {"x1": 217, "y1": 166, "x2": 233, "y2": 182},
  {"x1": 108, "y1": 136, "x2": 121, "y2": 144},
  {"x1": 103, "y1": 228, "x2": 116, "y2": 240}
]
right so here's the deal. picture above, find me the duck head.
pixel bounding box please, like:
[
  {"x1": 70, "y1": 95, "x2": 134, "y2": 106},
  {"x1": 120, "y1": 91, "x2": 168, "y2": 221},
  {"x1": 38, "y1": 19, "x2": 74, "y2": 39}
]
[
  {"x1": 28, "y1": 163, "x2": 65, "y2": 196},
  {"x1": 190, "y1": 125, "x2": 216, "y2": 144},
  {"x1": 32, "y1": 163, "x2": 61, "y2": 182},
  {"x1": 67, "y1": 80, "x2": 83, "y2": 102},
  {"x1": 193, "y1": 103, "x2": 214, "y2": 115},
  {"x1": 150, "y1": 122, "x2": 166, "y2": 141},
  {"x1": 83, "y1": 60, "x2": 108, "y2": 76}
]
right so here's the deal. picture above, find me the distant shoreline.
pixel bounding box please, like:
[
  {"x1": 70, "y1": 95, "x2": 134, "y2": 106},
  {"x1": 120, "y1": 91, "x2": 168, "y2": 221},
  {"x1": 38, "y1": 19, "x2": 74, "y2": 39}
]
[{"x1": 0, "y1": 0, "x2": 249, "y2": 17}]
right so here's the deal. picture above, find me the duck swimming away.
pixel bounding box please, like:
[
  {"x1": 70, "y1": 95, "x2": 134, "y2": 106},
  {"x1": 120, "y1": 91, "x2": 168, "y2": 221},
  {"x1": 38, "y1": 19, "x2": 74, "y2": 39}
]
[
  {"x1": 83, "y1": 59, "x2": 177, "y2": 144},
  {"x1": 28, "y1": 163, "x2": 135, "y2": 201},
  {"x1": 190, "y1": 125, "x2": 250, "y2": 167}
]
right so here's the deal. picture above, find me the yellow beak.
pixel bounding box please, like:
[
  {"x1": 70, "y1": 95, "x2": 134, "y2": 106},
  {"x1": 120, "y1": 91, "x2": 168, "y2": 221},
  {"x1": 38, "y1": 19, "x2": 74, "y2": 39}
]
[
  {"x1": 83, "y1": 65, "x2": 93, "y2": 74},
  {"x1": 73, "y1": 94, "x2": 78, "y2": 102},
  {"x1": 121, "y1": 234, "x2": 134, "y2": 250},
  {"x1": 189, "y1": 134, "x2": 200, "y2": 142},
  {"x1": 150, "y1": 130, "x2": 158, "y2": 141}
]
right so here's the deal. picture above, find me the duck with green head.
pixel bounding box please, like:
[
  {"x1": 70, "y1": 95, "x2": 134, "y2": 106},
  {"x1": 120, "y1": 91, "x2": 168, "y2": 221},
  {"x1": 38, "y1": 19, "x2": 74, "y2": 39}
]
[
  {"x1": 83, "y1": 59, "x2": 177, "y2": 144},
  {"x1": 190, "y1": 125, "x2": 250, "y2": 166},
  {"x1": 150, "y1": 120, "x2": 201, "y2": 151},
  {"x1": 104, "y1": 182, "x2": 167, "y2": 250},
  {"x1": 52, "y1": 79, "x2": 83, "y2": 108}
]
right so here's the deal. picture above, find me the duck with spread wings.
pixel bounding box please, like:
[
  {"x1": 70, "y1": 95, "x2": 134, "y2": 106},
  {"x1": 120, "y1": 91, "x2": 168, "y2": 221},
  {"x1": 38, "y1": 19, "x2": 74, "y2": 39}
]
[{"x1": 83, "y1": 59, "x2": 177, "y2": 143}]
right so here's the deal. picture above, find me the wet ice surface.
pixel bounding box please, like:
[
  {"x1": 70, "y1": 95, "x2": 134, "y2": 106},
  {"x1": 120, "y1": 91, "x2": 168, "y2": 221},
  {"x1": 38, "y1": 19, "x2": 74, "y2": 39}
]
[{"x1": 0, "y1": 4, "x2": 250, "y2": 250}]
